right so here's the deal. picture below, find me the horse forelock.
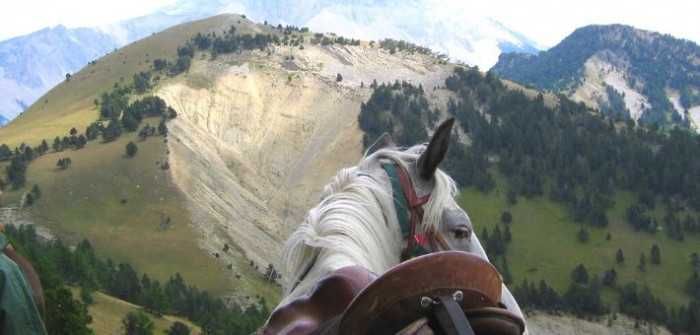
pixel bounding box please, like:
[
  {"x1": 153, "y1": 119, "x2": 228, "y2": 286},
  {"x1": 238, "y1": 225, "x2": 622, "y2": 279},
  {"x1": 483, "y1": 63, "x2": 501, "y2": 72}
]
[{"x1": 422, "y1": 169, "x2": 460, "y2": 233}]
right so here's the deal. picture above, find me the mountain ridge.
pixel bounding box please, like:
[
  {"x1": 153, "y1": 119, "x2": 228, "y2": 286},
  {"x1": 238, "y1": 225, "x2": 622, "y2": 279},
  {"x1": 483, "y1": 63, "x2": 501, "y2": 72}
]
[
  {"x1": 0, "y1": 25, "x2": 118, "y2": 122},
  {"x1": 0, "y1": 1, "x2": 538, "y2": 124},
  {"x1": 491, "y1": 24, "x2": 700, "y2": 129},
  {"x1": 0, "y1": 11, "x2": 458, "y2": 303}
]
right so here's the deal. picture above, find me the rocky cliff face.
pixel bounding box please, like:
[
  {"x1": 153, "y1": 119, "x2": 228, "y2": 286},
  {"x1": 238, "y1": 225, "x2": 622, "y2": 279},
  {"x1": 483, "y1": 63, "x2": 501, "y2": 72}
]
[{"x1": 156, "y1": 41, "x2": 452, "y2": 268}]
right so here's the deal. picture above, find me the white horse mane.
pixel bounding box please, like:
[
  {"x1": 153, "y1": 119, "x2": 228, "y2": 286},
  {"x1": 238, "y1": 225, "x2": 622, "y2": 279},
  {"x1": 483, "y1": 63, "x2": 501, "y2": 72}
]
[{"x1": 278, "y1": 144, "x2": 459, "y2": 305}]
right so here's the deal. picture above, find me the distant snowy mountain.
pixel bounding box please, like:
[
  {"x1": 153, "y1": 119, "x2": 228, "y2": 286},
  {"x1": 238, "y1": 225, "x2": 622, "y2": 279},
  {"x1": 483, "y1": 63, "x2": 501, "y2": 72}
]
[
  {"x1": 0, "y1": 0, "x2": 539, "y2": 124},
  {"x1": 0, "y1": 26, "x2": 117, "y2": 123},
  {"x1": 0, "y1": 10, "x2": 211, "y2": 124},
  {"x1": 212, "y1": 0, "x2": 540, "y2": 68}
]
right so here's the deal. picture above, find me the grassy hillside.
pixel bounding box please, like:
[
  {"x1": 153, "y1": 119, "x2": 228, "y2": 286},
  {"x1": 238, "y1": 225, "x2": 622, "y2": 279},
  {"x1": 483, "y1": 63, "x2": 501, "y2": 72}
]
[
  {"x1": 458, "y1": 171, "x2": 699, "y2": 309},
  {"x1": 69, "y1": 287, "x2": 201, "y2": 335},
  {"x1": 3, "y1": 121, "x2": 234, "y2": 294},
  {"x1": 0, "y1": 15, "x2": 283, "y2": 306},
  {"x1": 0, "y1": 14, "x2": 266, "y2": 149},
  {"x1": 357, "y1": 63, "x2": 700, "y2": 329}
]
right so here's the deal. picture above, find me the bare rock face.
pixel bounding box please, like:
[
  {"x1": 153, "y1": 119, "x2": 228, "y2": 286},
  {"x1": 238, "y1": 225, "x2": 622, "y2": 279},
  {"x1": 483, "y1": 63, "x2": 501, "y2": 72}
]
[{"x1": 157, "y1": 42, "x2": 452, "y2": 269}]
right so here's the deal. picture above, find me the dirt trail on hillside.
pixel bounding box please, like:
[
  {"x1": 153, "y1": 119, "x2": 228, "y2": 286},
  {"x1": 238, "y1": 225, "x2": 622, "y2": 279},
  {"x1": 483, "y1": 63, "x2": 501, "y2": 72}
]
[{"x1": 156, "y1": 44, "x2": 452, "y2": 271}]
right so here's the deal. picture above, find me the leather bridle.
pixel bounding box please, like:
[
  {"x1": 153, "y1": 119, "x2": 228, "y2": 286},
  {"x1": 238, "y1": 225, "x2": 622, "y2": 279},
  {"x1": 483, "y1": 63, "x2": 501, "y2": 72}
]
[{"x1": 382, "y1": 162, "x2": 451, "y2": 262}]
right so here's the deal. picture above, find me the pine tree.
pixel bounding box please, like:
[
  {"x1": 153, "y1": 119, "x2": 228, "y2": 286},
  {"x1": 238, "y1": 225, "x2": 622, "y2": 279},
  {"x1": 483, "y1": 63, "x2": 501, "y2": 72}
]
[
  {"x1": 44, "y1": 287, "x2": 94, "y2": 335},
  {"x1": 52, "y1": 136, "x2": 62, "y2": 151},
  {"x1": 602, "y1": 267, "x2": 617, "y2": 287},
  {"x1": 25, "y1": 192, "x2": 35, "y2": 206},
  {"x1": 57, "y1": 158, "x2": 72, "y2": 169},
  {"x1": 577, "y1": 226, "x2": 589, "y2": 242},
  {"x1": 166, "y1": 322, "x2": 191, "y2": 335},
  {"x1": 76, "y1": 135, "x2": 87, "y2": 149},
  {"x1": 126, "y1": 142, "x2": 138, "y2": 157},
  {"x1": 572, "y1": 263, "x2": 589, "y2": 284},
  {"x1": 501, "y1": 210, "x2": 513, "y2": 223},
  {"x1": 616, "y1": 248, "x2": 625, "y2": 265},
  {"x1": 122, "y1": 311, "x2": 154, "y2": 335},
  {"x1": 31, "y1": 184, "x2": 41, "y2": 198},
  {"x1": 650, "y1": 245, "x2": 661, "y2": 265},
  {"x1": 158, "y1": 119, "x2": 168, "y2": 135},
  {"x1": 6, "y1": 155, "x2": 27, "y2": 189},
  {"x1": 102, "y1": 121, "x2": 122, "y2": 142},
  {"x1": 39, "y1": 139, "x2": 49, "y2": 154},
  {"x1": 501, "y1": 256, "x2": 513, "y2": 285}
]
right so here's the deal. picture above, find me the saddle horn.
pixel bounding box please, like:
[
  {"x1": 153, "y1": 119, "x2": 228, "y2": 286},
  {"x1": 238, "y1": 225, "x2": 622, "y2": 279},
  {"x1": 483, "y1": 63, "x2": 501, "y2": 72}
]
[{"x1": 417, "y1": 118, "x2": 454, "y2": 180}]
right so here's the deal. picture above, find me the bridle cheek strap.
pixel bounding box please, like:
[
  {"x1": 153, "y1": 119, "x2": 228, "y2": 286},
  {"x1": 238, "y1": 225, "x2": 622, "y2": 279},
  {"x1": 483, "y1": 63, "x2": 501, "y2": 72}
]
[
  {"x1": 428, "y1": 225, "x2": 452, "y2": 253},
  {"x1": 382, "y1": 162, "x2": 452, "y2": 261},
  {"x1": 392, "y1": 163, "x2": 438, "y2": 261}
]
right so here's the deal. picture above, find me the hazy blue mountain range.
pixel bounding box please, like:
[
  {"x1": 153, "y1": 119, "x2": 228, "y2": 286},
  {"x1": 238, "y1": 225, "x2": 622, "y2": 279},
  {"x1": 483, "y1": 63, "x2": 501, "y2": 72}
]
[
  {"x1": 491, "y1": 24, "x2": 700, "y2": 129},
  {"x1": 0, "y1": 26, "x2": 117, "y2": 120},
  {"x1": 0, "y1": 9, "x2": 215, "y2": 124},
  {"x1": 0, "y1": 0, "x2": 539, "y2": 124}
]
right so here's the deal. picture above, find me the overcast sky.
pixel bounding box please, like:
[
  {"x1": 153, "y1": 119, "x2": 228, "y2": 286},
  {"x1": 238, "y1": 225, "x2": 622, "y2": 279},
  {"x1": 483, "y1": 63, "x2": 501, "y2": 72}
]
[{"x1": 1, "y1": 0, "x2": 698, "y2": 48}]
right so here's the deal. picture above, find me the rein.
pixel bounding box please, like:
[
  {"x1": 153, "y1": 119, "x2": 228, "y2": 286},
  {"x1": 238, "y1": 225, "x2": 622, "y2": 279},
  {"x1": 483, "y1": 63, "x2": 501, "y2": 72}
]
[{"x1": 382, "y1": 163, "x2": 451, "y2": 261}]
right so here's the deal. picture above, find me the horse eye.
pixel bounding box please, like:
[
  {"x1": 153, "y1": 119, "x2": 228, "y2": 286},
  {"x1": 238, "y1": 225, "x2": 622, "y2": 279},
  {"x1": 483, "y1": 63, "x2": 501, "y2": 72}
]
[{"x1": 452, "y1": 227, "x2": 471, "y2": 240}]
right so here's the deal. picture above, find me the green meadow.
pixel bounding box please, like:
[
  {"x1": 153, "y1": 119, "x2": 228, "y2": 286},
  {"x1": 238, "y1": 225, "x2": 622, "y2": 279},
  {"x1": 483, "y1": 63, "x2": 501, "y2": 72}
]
[
  {"x1": 69, "y1": 287, "x2": 201, "y2": 335},
  {"x1": 2, "y1": 121, "x2": 234, "y2": 294},
  {"x1": 458, "y1": 172, "x2": 699, "y2": 310}
]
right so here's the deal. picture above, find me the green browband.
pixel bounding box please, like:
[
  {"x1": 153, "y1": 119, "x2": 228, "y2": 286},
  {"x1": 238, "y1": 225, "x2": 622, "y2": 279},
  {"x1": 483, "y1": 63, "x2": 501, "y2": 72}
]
[{"x1": 382, "y1": 163, "x2": 429, "y2": 258}]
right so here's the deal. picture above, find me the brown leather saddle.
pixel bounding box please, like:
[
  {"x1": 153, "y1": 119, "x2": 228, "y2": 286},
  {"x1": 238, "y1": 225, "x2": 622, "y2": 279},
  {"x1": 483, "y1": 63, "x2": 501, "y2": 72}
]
[
  {"x1": 263, "y1": 266, "x2": 378, "y2": 334},
  {"x1": 262, "y1": 251, "x2": 525, "y2": 335}
]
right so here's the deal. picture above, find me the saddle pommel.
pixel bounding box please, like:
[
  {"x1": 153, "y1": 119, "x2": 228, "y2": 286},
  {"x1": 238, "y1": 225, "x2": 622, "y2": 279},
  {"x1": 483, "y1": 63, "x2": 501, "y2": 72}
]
[{"x1": 263, "y1": 266, "x2": 377, "y2": 335}]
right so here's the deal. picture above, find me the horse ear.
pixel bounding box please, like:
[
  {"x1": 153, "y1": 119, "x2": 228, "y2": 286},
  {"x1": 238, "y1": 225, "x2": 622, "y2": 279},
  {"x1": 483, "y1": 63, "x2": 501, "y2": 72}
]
[
  {"x1": 367, "y1": 133, "x2": 395, "y2": 154},
  {"x1": 417, "y1": 117, "x2": 454, "y2": 180}
]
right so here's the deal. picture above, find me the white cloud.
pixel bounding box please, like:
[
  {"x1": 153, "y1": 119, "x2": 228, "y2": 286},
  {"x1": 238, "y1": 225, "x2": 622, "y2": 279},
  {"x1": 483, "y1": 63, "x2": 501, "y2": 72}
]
[
  {"x1": 2, "y1": 0, "x2": 699, "y2": 46},
  {"x1": 477, "y1": 0, "x2": 700, "y2": 47},
  {"x1": 0, "y1": 0, "x2": 176, "y2": 41}
]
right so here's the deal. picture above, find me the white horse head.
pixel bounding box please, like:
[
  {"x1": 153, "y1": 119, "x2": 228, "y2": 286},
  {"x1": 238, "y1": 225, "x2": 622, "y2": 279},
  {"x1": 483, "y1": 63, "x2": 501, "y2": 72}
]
[{"x1": 275, "y1": 118, "x2": 526, "y2": 332}]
